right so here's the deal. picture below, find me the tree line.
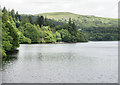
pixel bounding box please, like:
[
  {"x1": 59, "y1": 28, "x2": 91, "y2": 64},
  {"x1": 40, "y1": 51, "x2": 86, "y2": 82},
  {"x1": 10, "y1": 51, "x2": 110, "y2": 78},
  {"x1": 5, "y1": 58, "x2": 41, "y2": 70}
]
[
  {"x1": 1, "y1": 7, "x2": 88, "y2": 57},
  {"x1": 35, "y1": 12, "x2": 118, "y2": 41}
]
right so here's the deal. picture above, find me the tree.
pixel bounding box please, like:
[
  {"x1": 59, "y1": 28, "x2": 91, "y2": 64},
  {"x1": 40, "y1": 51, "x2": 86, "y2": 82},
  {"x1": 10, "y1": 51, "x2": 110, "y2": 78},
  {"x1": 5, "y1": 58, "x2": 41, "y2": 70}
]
[
  {"x1": 68, "y1": 18, "x2": 72, "y2": 26},
  {"x1": 28, "y1": 16, "x2": 33, "y2": 24},
  {"x1": 10, "y1": 9, "x2": 15, "y2": 21},
  {"x1": 21, "y1": 23, "x2": 40, "y2": 43},
  {"x1": 2, "y1": 7, "x2": 7, "y2": 13},
  {"x1": 22, "y1": 16, "x2": 29, "y2": 24},
  {"x1": 71, "y1": 22, "x2": 77, "y2": 36},
  {"x1": 44, "y1": 17, "x2": 48, "y2": 26},
  {"x1": 77, "y1": 32, "x2": 88, "y2": 42},
  {"x1": 2, "y1": 8, "x2": 9, "y2": 23},
  {"x1": 6, "y1": 21, "x2": 19, "y2": 49},
  {"x1": 55, "y1": 31, "x2": 62, "y2": 42},
  {"x1": 2, "y1": 9, "x2": 20, "y2": 56},
  {"x1": 15, "y1": 11, "x2": 20, "y2": 21},
  {"x1": 59, "y1": 29, "x2": 72, "y2": 42},
  {"x1": 37, "y1": 16, "x2": 44, "y2": 27}
]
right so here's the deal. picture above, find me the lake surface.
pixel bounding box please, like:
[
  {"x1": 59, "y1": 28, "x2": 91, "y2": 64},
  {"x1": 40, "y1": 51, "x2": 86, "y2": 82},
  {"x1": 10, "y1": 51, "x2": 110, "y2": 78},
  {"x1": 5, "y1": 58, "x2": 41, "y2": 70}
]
[{"x1": 2, "y1": 41, "x2": 118, "y2": 83}]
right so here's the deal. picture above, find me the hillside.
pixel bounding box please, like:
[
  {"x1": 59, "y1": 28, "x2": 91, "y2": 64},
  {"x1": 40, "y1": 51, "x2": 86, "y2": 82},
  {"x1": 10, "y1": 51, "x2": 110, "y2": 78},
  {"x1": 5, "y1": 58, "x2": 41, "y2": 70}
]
[
  {"x1": 20, "y1": 12, "x2": 118, "y2": 41},
  {"x1": 36, "y1": 12, "x2": 117, "y2": 22},
  {"x1": 35, "y1": 12, "x2": 118, "y2": 41},
  {"x1": 36, "y1": 12, "x2": 81, "y2": 20}
]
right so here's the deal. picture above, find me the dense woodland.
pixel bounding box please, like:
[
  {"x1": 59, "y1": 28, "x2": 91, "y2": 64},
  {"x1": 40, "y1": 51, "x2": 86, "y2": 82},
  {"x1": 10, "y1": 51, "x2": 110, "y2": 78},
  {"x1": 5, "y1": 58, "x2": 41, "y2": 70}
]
[
  {"x1": 21, "y1": 13, "x2": 119, "y2": 41},
  {"x1": 1, "y1": 7, "x2": 88, "y2": 57}
]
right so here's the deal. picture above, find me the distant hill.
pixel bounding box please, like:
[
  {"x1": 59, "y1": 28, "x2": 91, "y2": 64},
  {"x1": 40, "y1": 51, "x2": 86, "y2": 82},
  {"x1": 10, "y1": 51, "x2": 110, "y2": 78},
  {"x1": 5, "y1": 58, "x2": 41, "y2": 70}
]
[
  {"x1": 21, "y1": 12, "x2": 118, "y2": 41},
  {"x1": 35, "y1": 12, "x2": 118, "y2": 30},
  {"x1": 36, "y1": 12, "x2": 81, "y2": 20},
  {"x1": 36, "y1": 12, "x2": 117, "y2": 21}
]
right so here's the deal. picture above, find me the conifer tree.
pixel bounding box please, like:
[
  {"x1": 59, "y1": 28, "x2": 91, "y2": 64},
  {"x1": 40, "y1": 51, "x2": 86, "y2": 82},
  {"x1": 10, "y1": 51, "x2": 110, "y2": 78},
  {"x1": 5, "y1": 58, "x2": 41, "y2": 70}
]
[{"x1": 28, "y1": 16, "x2": 33, "y2": 24}]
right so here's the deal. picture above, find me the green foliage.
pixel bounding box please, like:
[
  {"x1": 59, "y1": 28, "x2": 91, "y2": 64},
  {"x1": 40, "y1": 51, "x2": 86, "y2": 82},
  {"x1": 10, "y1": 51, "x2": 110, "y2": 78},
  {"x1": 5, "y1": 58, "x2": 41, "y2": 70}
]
[
  {"x1": 39, "y1": 26, "x2": 56, "y2": 43},
  {"x1": 36, "y1": 12, "x2": 118, "y2": 41},
  {"x1": 28, "y1": 16, "x2": 33, "y2": 24},
  {"x1": 77, "y1": 29, "x2": 88, "y2": 42},
  {"x1": 6, "y1": 21, "x2": 19, "y2": 48},
  {"x1": 18, "y1": 23, "x2": 40, "y2": 43},
  {"x1": 18, "y1": 31, "x2": 31, "y2": 44},
  {"x1": 2, "y1": 8, "x2": 9, "y2": 23},
  {"x1": 59, "y1": 29, "x2": 72, "y2": 42},
  {"x1": 2, "y1": 41, "x2": 12, "y2": 51},
  {"x1": 2, "y1": 8, "x2": 88, "y2": 46},
  {"x1": 55, "y1": 31, "x2": 62, "y2": 42},
  {"x1": 2, "y1": 49, "x2": 7, "y2": 57},
  {"x1": 36, "y1": 16, "x2": 44, "y2": 27},
  {"x1": 15, "y1": 11, "x2": 20, "y2": 21},
  {"x1": 10, "y1": 9, "x2": 15, "y2": 19},
  {"x1": 2, "y1": 7, "x2": 20, "y2": 57}
]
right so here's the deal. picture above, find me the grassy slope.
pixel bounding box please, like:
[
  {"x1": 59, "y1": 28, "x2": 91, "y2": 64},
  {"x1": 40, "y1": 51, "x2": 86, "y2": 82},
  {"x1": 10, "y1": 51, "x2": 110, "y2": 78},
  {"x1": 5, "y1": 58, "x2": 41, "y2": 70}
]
[
  {"x1": 36, "y1": 12, "x2": 81, "y2": 20},
  {"x1": 36, "y1": 12, "x2": 118, "y2": 30},
  {"x1": 36, "y1": 12, "x2": 117, "y2": 21}
]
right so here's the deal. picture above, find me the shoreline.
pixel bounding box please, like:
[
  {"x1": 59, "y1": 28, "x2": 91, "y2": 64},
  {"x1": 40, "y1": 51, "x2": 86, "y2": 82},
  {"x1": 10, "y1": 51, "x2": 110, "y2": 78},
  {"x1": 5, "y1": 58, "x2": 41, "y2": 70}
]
[
  {"x1": 20, "y1": 41, "x2": 88, "y2": 44},
  {"x1": 55, "y1": 42, "x2": 65, "y2": 44}
]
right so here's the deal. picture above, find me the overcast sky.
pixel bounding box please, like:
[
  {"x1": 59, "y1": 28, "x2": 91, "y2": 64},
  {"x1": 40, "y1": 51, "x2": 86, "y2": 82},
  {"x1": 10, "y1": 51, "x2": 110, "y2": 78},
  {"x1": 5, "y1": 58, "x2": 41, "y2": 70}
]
[{"x1": 0, "y1": 0, "x2": 119, "y2": 18}]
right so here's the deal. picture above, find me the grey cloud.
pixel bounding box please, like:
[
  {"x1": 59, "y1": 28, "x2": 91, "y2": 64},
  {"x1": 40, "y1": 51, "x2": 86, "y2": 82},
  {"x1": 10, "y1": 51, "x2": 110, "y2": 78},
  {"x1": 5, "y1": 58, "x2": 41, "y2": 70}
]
[{"x1": 1, "y1": 0, "x2": 119, "y2": 18}]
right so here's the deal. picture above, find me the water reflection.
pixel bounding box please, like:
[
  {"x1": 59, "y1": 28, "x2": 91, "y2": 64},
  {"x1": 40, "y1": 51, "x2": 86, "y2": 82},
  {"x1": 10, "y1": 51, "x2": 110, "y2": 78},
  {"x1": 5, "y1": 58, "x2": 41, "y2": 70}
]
[{"x1": 2, "y1": 50, "x2": 19, "y2": 66}]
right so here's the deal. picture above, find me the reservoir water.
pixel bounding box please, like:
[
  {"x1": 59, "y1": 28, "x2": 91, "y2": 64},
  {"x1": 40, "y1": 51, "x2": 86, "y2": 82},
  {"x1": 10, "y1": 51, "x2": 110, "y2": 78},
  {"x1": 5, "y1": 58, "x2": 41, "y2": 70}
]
[{"x1": 2, "y1": 41, "x2": 118, "y2": 83}]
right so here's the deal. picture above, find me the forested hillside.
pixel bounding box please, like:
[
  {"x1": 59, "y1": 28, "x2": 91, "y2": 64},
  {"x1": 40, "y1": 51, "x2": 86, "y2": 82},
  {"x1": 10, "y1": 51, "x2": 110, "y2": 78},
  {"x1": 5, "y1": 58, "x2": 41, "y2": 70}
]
[
  {"x1": 1, "y1": 7, "x2": 88, "y2": 57},
  {"x1": 36, "y1": 12, "x2": 118, "y2": 41}
]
